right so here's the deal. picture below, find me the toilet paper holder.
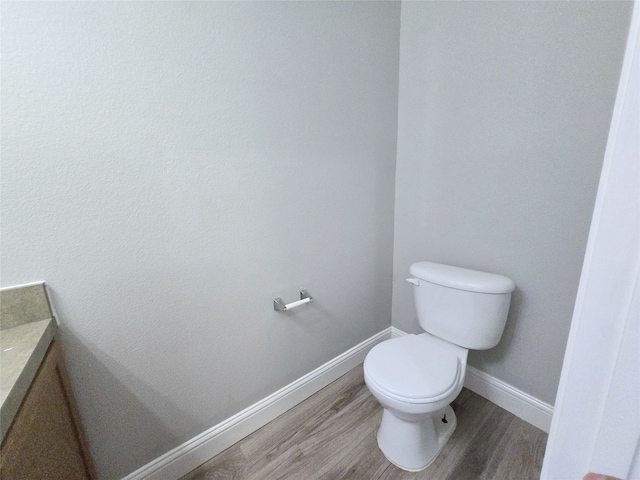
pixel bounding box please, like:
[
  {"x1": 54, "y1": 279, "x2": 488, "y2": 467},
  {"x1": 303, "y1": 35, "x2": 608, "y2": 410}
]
[{"x1": 274, "y1": 290, "x2": 313, "y2": 312}]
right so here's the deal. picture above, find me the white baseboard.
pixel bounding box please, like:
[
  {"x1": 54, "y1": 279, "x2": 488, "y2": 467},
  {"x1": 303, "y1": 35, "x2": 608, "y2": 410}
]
[
  {"x1": 390, "y1": 326, "x2": 406, "y2": 338},
  {"x1": 464, "y1": 365, "x2": 553, "y2": 433},
  {"x1": 389, "y1": 327, "x2": 553, "y2": 433},
  {"x1": 123, "y1": 328, "x2": 393, "y2": 480}
]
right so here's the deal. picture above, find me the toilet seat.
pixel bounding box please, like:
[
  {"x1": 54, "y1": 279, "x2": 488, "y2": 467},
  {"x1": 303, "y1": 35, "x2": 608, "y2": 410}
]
[{"x1": 364, "y1": 334, "x2": 461, "y2": 404}]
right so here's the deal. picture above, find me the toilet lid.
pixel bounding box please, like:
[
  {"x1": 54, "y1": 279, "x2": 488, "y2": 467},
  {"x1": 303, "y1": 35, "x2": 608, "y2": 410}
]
[{"x1": 365, "y1": 334, "x2": 460, "y2": 402}]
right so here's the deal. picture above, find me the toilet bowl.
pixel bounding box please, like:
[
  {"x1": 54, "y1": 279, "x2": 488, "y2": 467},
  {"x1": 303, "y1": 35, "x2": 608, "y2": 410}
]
[
  {"x1": 364, "y1": 261, "x2": 515, "y2": 471},
  {"x1": 364, "y1": 333, "x2": 468, "y2": 471}
]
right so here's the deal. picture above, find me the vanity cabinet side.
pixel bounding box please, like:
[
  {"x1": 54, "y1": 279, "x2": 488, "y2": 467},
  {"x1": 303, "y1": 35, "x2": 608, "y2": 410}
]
[{"x1": 0, "y1": 340, "x2": 96, "y2": 479}]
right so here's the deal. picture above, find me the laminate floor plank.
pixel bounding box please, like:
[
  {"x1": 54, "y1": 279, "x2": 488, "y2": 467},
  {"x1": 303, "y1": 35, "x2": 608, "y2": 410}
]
[
  {"x1": 244, "y1": 370, "x2": 374, "y2": 479},
  {"x1": 480, "y1": 417, "x2": 548, "y2": 480},
  {"x1": 262, "y1": 383, "x2": 381, "y2": 480},
  {"x1": 239, "y1": 368, "x2": 363, "y2": 460},
  {"x1": 442, "y1": 402, "x2": 515, "y2": 480},
  {"x1": 180, "y1": 444, "x2": 247, "y2": 480},
  {"x1": 181, "y1": 365, "x2": 547, "y2": 480},
  {"x1": 319, "y1": 430, "x2": 389, "y2": 480},
  {"x1": 243, "y1": 445, "x2": 305, "y2": 480}
]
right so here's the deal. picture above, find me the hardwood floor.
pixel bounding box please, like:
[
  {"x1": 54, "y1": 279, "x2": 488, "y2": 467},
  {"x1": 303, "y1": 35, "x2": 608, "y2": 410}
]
[{"x1": 180, "y1": 366, "x2": 547, "y2": 480}]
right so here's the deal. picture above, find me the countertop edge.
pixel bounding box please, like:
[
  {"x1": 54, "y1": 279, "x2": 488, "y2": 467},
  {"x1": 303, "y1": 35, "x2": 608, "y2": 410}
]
[{"x1": 0, "y1": 318, "x2": 58, "y2": 443}]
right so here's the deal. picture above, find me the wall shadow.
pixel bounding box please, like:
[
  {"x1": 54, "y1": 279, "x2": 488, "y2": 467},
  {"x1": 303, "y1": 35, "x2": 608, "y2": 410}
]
[{"x1": 58, "y1": 328, "x2": 201, "y2": 480}]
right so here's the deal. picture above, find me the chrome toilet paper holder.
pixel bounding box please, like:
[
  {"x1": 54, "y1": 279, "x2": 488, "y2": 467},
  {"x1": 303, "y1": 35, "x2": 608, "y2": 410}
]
[{"x1": 274, "y1": 290, "x2": 313, "y2": 312}]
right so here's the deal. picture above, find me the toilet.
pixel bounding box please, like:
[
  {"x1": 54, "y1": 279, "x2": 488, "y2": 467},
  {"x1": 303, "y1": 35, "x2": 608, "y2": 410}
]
[{"x1": 364, "y1": 261, "x2": 515, "y2": 471}]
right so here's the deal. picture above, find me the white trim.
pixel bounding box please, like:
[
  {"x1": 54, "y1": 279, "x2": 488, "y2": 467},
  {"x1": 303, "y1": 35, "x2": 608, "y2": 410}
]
[
  {"x1": 391, "y1": 328, "x2": 553, "y2": 432},
  {"x1": 464, "y1": 365, "x2": 553, "y2": 433},
  {"x1": 390, "y1": 326, "x2": 407, "y2": 338},
  {"x1": 123, "y1": 328, "x2": 393, "y2": 480}
]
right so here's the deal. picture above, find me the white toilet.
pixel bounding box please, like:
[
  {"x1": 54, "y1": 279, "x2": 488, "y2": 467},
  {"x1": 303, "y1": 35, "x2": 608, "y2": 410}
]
[{"x1": 364, "y1": 261, "x2": 515, "y2": 471}]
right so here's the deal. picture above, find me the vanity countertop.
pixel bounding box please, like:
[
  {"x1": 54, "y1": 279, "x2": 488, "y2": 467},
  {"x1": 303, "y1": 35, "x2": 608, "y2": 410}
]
[{"x1": 0, "y1": 283, "x2": 57, "y2": 441}]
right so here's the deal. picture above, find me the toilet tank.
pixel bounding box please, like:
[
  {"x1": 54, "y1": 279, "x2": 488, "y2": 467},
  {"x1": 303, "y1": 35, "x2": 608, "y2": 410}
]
[{"x1": 409, "y1": 262, "x2": 515, "y2": 350}]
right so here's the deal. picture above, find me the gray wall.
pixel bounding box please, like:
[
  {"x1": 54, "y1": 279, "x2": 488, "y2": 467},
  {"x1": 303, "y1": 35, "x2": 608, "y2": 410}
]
[
  {"x1": 0, "y1": 2, "x2": 400, "y2": 478},
  {"x1": 393, "y1": 1, "x2": 631, "y2": 405}
]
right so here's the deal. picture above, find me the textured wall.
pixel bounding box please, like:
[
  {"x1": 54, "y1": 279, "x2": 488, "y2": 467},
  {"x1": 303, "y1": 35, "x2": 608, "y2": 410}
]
[
  {"x1": 0, "y1": 2, "x2": 400, "y2": 478},
  {"x1": 392, "y1": 1, "x2": 632, "y2": 405}
]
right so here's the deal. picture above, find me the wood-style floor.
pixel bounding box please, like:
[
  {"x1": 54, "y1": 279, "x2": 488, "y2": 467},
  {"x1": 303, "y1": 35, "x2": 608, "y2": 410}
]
[{"x1": 180, "y1": 365, "x2": 547, "y2": 480}]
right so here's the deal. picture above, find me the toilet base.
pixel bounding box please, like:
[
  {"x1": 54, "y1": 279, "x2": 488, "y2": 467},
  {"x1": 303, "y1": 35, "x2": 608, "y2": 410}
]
[{"x1": 377, "y1": 405, "x2": 456, "y2": 472}]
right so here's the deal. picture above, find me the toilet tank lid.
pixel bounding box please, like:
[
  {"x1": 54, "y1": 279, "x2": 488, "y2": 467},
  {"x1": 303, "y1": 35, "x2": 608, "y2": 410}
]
[{"x1": 410, "y1": 262, "x2": 515, "y2": 294}]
